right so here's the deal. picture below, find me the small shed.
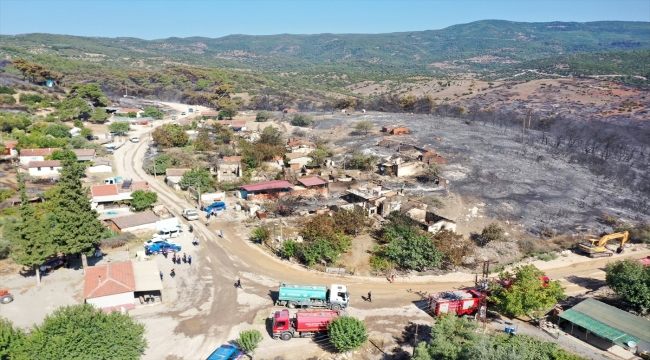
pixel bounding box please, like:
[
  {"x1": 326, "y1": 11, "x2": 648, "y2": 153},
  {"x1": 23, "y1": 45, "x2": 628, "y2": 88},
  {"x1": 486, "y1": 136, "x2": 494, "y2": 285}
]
[
  {"x1": 27, "y1": 160, "x2": 61, "y2": 177},
  {"x1": 559, "y1": 298, "x2": 650, "y2": 354},
  {"x1": 165, "y1": 168, "x2": 191, "y2": 190},
  {"x1": 391, "y1": 127, "x2": 409, "y2": 135},
  {"x1": 88, "y1": 157, "x2": 113, "y2": 173},
  {"x1": 109, "y1": 211, "x2": 160, "y2": 233}
]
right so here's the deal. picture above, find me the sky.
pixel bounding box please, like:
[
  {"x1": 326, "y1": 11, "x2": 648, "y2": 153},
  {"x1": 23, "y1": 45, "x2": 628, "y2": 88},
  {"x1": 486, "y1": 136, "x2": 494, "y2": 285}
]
[{"x1": 1, "y1": 0, "x2": 649, "y2": 39}]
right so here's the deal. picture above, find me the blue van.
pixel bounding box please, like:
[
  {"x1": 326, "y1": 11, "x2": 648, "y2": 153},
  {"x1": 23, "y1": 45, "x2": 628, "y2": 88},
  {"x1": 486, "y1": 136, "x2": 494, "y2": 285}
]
[{"x1": 206, "y1": 345, "x2": 243, "y2": 360}]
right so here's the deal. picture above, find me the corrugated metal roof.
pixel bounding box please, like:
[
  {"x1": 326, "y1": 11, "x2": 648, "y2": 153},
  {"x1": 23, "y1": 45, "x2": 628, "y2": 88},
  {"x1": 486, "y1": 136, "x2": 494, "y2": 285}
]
[{"x1": 560, "y1": 298, "x2": 650, "y2": 345}]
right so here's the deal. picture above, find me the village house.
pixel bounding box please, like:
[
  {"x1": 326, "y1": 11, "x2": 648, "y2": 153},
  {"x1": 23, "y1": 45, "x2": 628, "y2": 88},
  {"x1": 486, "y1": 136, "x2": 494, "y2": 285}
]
[
  {"x1": 215, "y1": 156, "x2": 242, "y2": 182},
  {"x1": 296, "y1": 177, "x2": 329, "y2": 196},
  {"x1": 114, "y1": 108, "x2": 144, "y2": 118},
  {"x1": 1, "y1": 141, "x2": 18, "y2": 158},
  {"x1": 88, "y1": 157, "x2": 113, "y2": 173},
  {"x1": 19, "y1": 148, "x2": 61, "y2": 165},
  {"x1": 165, "y1": 168, "x2": 191, "y2": 190},
  {"x1": 286, "y1": 138, "x2": 315, "y2": 153},
  {"x1": 83, "y1": 260, "x2": 164, "y2": 311},
  {"x1": 27, "y1": 160, "x2": 61, "y2": 177},
  {"x1": 402, "y1": 202, "x2": 457, "y2": 234},
  {"x1": 108, "y1": 210, "x2": 160, "y2": 233},
  {"x1": 72, "y1": 149, "x2": 96, "y2": 162},
  {"x1": 90, "y1": 181, "x2": 149, "y2": 210},
  {"x1": 344, "y1": 183, "x2": 399, "y2": 216},
  {"x1": 380, "y1": 157, "x2": 425, "y2": 177},
  {"x1": 419, "y1": 151, "x2": 447, "y2": 165},
  {"x1": 237, "y1": 180, "x2": 294, "y2": 201},
  {"x1": 285, "y1": 152, "x2": 312, "y2": 169}
]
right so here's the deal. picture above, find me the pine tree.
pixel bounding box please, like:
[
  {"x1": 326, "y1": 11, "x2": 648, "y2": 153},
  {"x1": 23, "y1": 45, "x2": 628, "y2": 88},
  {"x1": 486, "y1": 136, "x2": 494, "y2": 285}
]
[
  {"x1": 5, "y1": 173, "x2": 56, "y2": 285},
  {"x1": 49, "y1": 158, "x2": 105, "y2": 268}
]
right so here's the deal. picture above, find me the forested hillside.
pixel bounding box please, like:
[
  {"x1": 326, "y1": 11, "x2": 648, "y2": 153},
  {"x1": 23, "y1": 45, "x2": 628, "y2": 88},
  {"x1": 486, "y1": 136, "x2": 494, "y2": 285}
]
[{"x1": 2, "y1": 20, "x2": 648, "y2": 73}]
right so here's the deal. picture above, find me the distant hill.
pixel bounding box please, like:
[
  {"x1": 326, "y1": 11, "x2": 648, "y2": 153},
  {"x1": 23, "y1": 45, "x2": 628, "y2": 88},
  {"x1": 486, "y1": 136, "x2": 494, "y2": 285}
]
[{"x1": 1, "y1": 20, "x2": 649, "y2": 73}]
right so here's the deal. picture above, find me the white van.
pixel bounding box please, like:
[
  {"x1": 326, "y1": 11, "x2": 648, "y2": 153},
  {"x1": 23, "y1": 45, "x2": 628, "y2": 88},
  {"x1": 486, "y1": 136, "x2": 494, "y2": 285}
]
[
  {"x1": 130, "y1": 136, "x2": 140, "y2": 143},
  {"x1": 154, "y1": 228, "x2": 180, "y2": 240}
]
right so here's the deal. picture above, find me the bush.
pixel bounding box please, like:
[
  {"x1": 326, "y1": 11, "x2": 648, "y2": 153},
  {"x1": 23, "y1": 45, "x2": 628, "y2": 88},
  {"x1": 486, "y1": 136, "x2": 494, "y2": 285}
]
[
  {"x1": 537, "y1": 252, "x2": 558, "y2": 261},
  {"x1": 237, "y1": 329, "x2": 262, "y2": 354},
  {"x1": 108, "y1": 121, "x2": 130, "y2": 135},
  {"x1": 539, "y1": 226, "x2": 556, "y2": 239},
  {"x1": 19, "y1": 93, "x2": 43, "y2": 105},
  {"x1": 606, "y1": 259, "x2": 650, "y2": 313},
  {"x1": 0, "y1": 94, "x2": 16, "y2": 105},
  {"x1": 251, "y1": 226, "x2": 270, "y2": 244},
  {"x1": 480, "y1": 223, "x2": 505, "y2": 245},
  {"x1": 0, "y1": 86, "x2": 16, "y2": 95},
  {"x1": 281, "y1": 240, "x2": 297, "y2": 259},
  {"x1": 290, "y1": 114, "x2": 312, "y2": 127},
  {"x1": 328, "y1": 316, "x2": 368, "y2": 352},
  {"x1": 255, "y1": 110, "x2": 273, "y2": 122},
  {"x1": 602, "y1": 213, "x2": 619, "y2": 227},
  {"x1": 369, "y1": 254, "x2": 394, "y2": 273}
]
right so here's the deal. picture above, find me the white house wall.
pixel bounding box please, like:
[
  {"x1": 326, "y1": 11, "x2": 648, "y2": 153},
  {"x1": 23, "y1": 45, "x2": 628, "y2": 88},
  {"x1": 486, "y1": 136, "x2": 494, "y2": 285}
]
[
  {"x1": 28, "y1": 167, "x2": 61, "y2": 177},
  {"x1": 88, "y1": 165, "x2": 113, "y2": 173},
  {"x1": 86, "y1": 291, "x2": 134, "y2": 309},
  {"x1": 20, "y1": 156, "x2": 44, "y2": 165}
]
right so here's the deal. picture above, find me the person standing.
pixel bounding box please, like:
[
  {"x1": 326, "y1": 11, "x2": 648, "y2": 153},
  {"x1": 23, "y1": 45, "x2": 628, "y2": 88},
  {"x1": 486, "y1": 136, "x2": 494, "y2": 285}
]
[
  {"x1": 170, "y1": 269, "x2": 175, "y2": 278},
  {"x1": 236, "y1": 278, "x2": 242, "y2": 289},
  {"x1": 189, "y1": 225, "x2": 193, "y2": 233},
  {"x1": 172, "y1": 253, "x2": 176, "y2": 263},
  {"x1": 367, "y1": 291, "x2": 372, "y2": 302},
  {"x1": 220, "y1": 230, "x2": 223, "y2": 238},
  {"x1": 159, "y1": 271, "x2": 163, "y2": 280},
  {"x1": 182, "y1": 253, "x2": 187, "y2": 263},
  {"x1": 188, "y1": 255, "x2": 192, "y2": 265}
]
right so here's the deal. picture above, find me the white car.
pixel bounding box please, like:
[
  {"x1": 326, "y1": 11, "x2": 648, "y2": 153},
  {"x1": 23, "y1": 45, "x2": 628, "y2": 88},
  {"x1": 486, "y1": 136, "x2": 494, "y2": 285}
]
[
  {"x1": 143, "y1": 238, "x2": 177, "y2": 247},
  {"x1": 130, "y1": 136, "x2": 140, "y2": 143}
]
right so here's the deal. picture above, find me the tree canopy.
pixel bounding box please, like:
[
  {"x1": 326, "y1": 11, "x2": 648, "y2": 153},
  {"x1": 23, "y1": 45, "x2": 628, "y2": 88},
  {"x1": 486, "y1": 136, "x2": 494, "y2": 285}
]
[
  {"x1": 178, "y1": 168, "x2": 213, "y2": 192},
  {"x1": 108, "y1": 121, "x2": 130, "y2": 135},
  {"x1": 142, "y1": 106, "x2": 164, "y2": 120},
  {"x1": 15, "y1": 303, "x2": 147, "y2": 359},
  {"x1": 130, "y1": 190, "x2": 158, "y2": 212},
  {"x1": 44, "y1": 123, "x2": 72, "y2": 138},
  {"x1": 489, "y1": 265, "x2": 566, "y2": 317},
  {"x1": 606, "y1": 259, "x2": 650, "y2": 313},
  {"x1": 236, "y1": 329, "x2": 263, "y2": 355},
  {"x1": 328, "y1": 316, "x2": 368, "y2": 352},
  {"x1": 152, "y1": 124, "x2": 188, "y2": 148}
]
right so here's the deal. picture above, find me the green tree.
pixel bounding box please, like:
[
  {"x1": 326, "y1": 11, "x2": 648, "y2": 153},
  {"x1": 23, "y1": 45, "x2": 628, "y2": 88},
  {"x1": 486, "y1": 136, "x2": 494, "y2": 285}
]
[
  {"x1": 0, "y1": 318, "x2": 25, "y2": 359},
  {"x1": 413, "y1": 312, "x2": 478, "y2": 360},
  {"x1": 44, "y1": 124, "x2": 72, "y2": 138},
  {"x1": 380, "y1": 224, "x2": 443, "y2": 271},
  {"x1": 255, "y1": 110, "x2": 273, "y2": 122},
  {"x1": 308, "y1": 146, "x2": 333, "y2": 166},
  {"x1": 152, "y1": 124, "x2": 188, "y2": 148},
  {"x1": 18, "y1": 303, "x2": 147, "y2": 359},
  {"x1": 5, "y1": 176, "x2": 56, "y2": 285},
  {"x1": 178, "y1": 168, "x2": 212, "y2": 191},
  {"x1": 250, "y1": 227, "x2": 270, "y2": 243},
  {"x1": 80, "y1": 127, "x2": 93, "y2": 138},
  {"x1": 236, "y1": 329, "x2": 263, "y2": 356},
  {"x1": 48, "y1": 158, "x2": 106, "y2": 266},
  {"x1": 130, "y1": 190, "x2": 158, "y2": 212},
  {"x1": 328, "y1": 316, "x2": 368, "y2": 352},
  {"x1": 68, "y1": 83, "x2": 108, "y2": 107},
  {"x1": 219, "y1": 107, "x2": 238, "y2": 119},
  {"x1": 258, "y1": 126, "x2": 284, "y2": 147},
  {"x1": 345, "y1": 151, "x2": 378, "y2": 171},
  {"x1": 489, "y1": 265, "x2": 566, "y2": 318},
  {"x1": 193, "y1": 128, "x2": 213, "y2": 151},
  {"x1": 48, "y1": 149, "x2": 77, "y2": 162},
  {"x1": 147, "y1": 154, "x2": 172, "y2": 175},
  {"x1": 108, "y1": 121, "x2": 130, "y2": 135},
  {"x1": 89, "y1": 108, "x2": 109, "y2": 124},
  {"x1": 142, "y1": 106, "x2": 164, "y2": 120},
  {"x1": 290, "y1": 114, "x2": 312, "y2": 127},
  {"x1": 354, "y1": 120, "x2": 373, "y2": 135},
  {"x1": 606, "y1": 259, "x2": 650, "y2": 313},
  {"x1": 54, "y1": 97, "x2": 92, "y2": 121}
]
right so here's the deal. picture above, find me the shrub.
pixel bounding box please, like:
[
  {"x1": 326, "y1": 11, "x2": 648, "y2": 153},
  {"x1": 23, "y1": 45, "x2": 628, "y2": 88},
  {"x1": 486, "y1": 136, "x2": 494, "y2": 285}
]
[
  {"x1": 281, "y1": 240, "x2": 297, "y2": 259},
  {"x1": 255, "y1": 110, "x2": 273, "y2": 122},
  {"x1": 0, "y1": 86, "x2": 16, "y2": 95},
  {"x1": 237, "y1": 329, "x2": 263, "y2": 354},
  {"x1": 606, "y1": 259, "x2": 650, "y2": 313},
  {"x1": 328, "y1": 317, "x2": 368, "y2": 352},
  {"x1": 251, "y1": 226, "x2": 270, "y2": 244},
  {"x1": 369, "y1": 254, "x2": 394, "y2": 273},
  {"x1": 0, "y1": 94, "x2": 16, "y2": 105},
  {"x1": 290, "y1": 114, "x2": 312, "y2": 127},
  {"x1": 479, "y1": 223, "x2": 505, "y2": 246},
  {"x1": 601, "y1": 213, "x2": 619, "y2": 227},
  {"x1": 18, "y1": 93, "x2": 43, "y2": 105},
  {"x1": 537, "y1": 252, "x2": 558, "y2": 261},
  {"x1": 539, "y1": 226, "x2": 556, "y2": 239}
]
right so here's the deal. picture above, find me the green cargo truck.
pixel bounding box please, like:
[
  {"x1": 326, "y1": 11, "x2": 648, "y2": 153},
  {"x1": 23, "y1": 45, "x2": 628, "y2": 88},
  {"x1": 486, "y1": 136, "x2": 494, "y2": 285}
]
[{"x1": 275, "y1": 283, "x2": 349, "y2": 310}]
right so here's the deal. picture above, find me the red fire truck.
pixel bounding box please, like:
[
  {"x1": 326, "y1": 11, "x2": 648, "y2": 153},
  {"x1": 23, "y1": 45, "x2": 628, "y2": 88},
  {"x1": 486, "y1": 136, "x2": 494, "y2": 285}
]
[
  {"x1": 272, "y1": 309, "x2": 341, "y2": 341},
  {"x1": 428, "y1": 289, "x2": 484, "y2": 317}
]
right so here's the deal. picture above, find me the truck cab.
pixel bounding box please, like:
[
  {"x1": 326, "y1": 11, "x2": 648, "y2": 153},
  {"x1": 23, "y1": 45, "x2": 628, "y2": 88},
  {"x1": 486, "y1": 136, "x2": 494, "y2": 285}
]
[{"x1": 328, "y1": 284, "x2": 349, "y2": 310}]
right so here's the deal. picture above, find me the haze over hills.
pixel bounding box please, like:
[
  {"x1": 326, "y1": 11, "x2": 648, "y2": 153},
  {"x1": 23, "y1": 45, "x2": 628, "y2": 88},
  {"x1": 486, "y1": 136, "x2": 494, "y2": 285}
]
[{"x1": 1, "y1": 20, "x2": 649, "y2": 73}]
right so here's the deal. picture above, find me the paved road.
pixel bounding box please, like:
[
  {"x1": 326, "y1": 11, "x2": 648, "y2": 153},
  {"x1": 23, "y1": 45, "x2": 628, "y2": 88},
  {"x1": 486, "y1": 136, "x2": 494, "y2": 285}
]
[{"x1": 114, "y1": 106, "x2": 650, "y2": 359}]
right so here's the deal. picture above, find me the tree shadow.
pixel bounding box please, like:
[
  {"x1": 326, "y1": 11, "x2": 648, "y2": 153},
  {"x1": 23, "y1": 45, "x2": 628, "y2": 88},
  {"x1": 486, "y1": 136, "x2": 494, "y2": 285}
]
[{"x1": 565, "y1": 275, "x2": 607, "y2": 292}]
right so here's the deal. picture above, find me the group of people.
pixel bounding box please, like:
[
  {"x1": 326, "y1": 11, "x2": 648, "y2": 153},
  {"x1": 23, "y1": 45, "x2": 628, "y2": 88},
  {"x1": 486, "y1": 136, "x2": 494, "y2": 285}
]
[{"x1": 172, "y1": 252, "x2": 191, "y2": 265}]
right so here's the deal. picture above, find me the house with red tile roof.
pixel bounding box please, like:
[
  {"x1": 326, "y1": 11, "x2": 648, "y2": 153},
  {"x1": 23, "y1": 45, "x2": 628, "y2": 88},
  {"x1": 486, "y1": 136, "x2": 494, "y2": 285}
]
[
  {"x1": 1, "y1": 141, "x2": 18, "y2": 157},
  {"x1": 19, "y1": 148, "x2": 61, "y2": 165},
  {"x1": 90, "y1": 184, "x2": 132, "y2": 208},
  {"x1": 84, "y1": 261, "x2": 136, "y2": 310},
  {"x1": 165, "y1": 168, "x2": 191, "y2": 190}
]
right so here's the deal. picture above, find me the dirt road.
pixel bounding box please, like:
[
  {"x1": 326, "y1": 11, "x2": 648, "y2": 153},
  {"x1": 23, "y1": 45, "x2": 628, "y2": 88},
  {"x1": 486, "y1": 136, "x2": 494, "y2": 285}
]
[{"x1": 114, "y1": 106, "x2": 649, "y2": 359}]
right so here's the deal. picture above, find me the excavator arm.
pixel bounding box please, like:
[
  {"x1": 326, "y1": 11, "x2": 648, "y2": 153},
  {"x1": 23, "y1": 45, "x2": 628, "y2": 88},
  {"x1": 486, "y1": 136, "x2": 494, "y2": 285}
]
[
  {"x1": 579, "y1": 231, "x2": 629, "y2": 257},
  {"x1": 596, "y1": 231, "x2": 629, "y2": 249}
]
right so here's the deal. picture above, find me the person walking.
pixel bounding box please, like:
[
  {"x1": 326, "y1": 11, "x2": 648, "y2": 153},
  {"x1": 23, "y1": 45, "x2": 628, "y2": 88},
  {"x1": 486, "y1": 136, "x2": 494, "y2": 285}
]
[
  {"x1": 189, "y1": 225, "x2": 194, "y2": 233},
  {"x1": 236, "y1": 278, "x2": 242, "y2": 289},
  {"x1": 182, "y1": 253, "x2": 187, "y2": 263},
  {"x1": 159, "y1": 271, "x2": 163, "y2": 280},
  {"x1": 367, "y1": 291, "x2": 372, "y2": 302},
  {"x1": 220, "y1": 229, "x2": 224, "y2": 238},
  {"x1": 188, "y1": 255, "x2": 192, "y2": 265},
  {"x1": 172, "y1": 253, "x2": 177, "y2": 263}
]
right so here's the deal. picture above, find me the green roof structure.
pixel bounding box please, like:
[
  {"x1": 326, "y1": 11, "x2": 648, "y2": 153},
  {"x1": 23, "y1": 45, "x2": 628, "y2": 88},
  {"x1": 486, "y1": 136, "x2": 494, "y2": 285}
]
[{"x1": 559, "y1": 298, "x2": 650, "y2": 348}]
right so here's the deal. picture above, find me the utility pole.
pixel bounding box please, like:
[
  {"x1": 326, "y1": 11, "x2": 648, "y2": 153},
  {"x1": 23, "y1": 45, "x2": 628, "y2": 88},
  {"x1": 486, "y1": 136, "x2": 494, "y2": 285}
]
[
  {"x1": 475, "y1": 260, "x2": 490, "y2": 332},
  {"x1": 196, "y1": 179, "x2": 201, "y2": 210}
]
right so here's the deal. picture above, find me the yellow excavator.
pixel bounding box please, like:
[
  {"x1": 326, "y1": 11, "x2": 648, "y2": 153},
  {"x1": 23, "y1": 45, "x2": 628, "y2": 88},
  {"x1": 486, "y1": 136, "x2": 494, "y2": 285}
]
[{"x1": 577, "y1": 231, "x2": 629, "y2": 258}]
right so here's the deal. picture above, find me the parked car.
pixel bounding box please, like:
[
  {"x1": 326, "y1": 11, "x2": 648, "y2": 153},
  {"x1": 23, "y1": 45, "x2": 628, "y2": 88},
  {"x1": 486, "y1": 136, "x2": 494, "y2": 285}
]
[
  {"x1": 86, "y1": 135, "x2": 99, "y2": 140},
  {"x1": 153, "y1": 227, "x2": 180, "y2": 240},
  {"x1": 143, "y1": 238, "x2": 178, "y2": 247},
  {"x1": 145, "y1": 242, "x2": 181, "y2": 254},
  {"x1": 130, "y1": 136, "x2": 140, "y2": 143},
  {"x1": 182, "y1": 209, "x2": 199, "y2": 221},
  {"x1": 40, "y1": 256, "x2": 67, "y2": 273},
  {"x1": 181, "y1": 112, "x2": 186, "y2": 116},
  {"x1": 171, "y1": 115, "x2": 178, "y2": 120},
  {"x1": 206, "y1": 345, "x2": 243, "y2": 360}
]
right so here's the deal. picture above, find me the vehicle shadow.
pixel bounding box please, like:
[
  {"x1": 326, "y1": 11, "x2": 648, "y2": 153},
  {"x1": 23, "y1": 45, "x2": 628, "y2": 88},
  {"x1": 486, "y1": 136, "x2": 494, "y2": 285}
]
[{"x1": 267, "y1": 290, "x2": 278, "y2": 304}]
